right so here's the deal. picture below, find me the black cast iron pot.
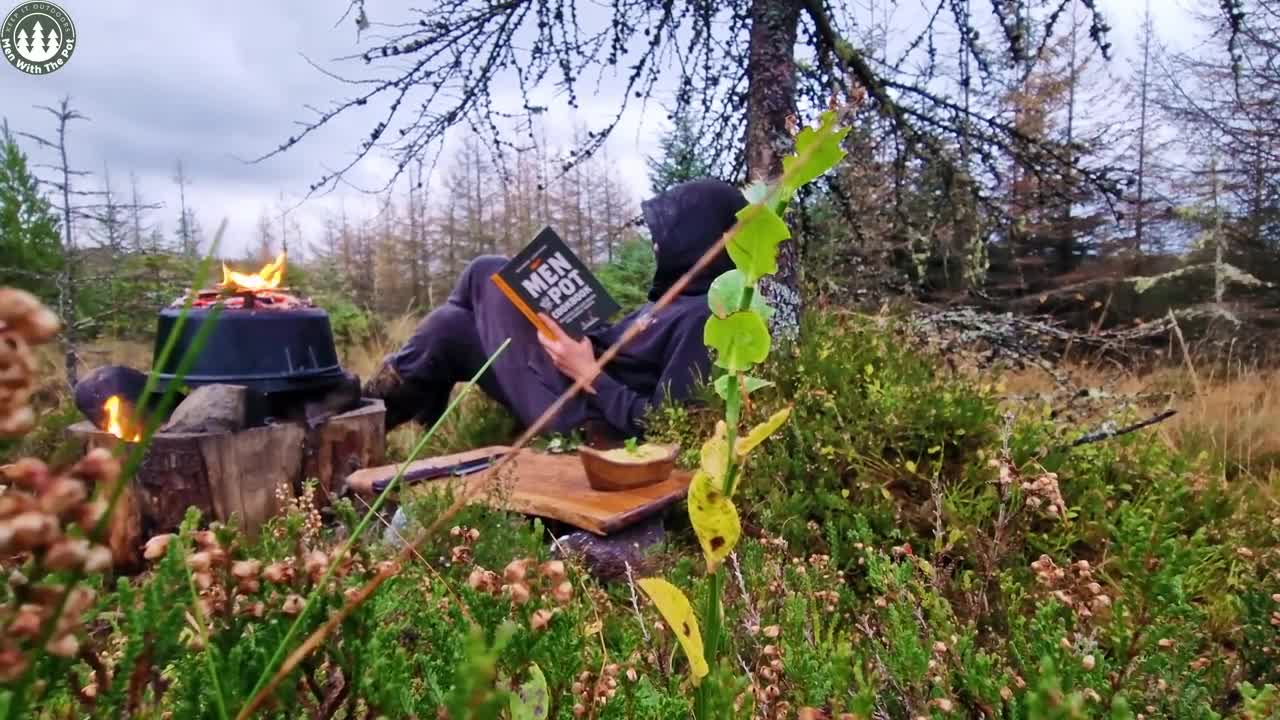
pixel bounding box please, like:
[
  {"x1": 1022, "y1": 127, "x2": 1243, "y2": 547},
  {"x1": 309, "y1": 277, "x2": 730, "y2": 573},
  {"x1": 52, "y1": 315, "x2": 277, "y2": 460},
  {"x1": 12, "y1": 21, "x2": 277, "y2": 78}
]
[{"x1": 151, "y1": 306, "x2": 346, "y2": 422}]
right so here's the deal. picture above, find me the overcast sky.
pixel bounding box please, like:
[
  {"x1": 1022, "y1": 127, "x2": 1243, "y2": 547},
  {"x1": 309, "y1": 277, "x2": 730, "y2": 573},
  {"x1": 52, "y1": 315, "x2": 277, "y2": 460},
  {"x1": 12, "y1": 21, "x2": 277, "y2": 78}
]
[{"x1": 1, "y1": 0, "x2": 1201, "y2": 259}]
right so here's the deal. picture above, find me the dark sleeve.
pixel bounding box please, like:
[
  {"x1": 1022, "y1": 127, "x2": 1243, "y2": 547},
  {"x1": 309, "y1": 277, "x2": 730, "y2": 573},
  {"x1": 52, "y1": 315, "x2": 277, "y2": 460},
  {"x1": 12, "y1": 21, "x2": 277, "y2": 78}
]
[{"x1": 587, "y1": 316, "x2": 710, "y2": 438}]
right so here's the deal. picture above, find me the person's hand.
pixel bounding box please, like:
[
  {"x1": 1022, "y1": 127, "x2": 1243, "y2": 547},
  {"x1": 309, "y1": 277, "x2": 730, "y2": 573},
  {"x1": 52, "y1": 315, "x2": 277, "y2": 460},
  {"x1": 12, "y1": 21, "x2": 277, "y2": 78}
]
[{"x1": 536, "y1": 314, "x2": 599, "y2": 395}]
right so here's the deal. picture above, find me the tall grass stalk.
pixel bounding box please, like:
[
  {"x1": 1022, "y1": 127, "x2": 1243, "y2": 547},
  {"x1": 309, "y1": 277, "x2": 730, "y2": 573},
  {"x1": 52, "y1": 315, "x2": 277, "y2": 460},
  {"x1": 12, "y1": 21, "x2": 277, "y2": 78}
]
[{"x1": 237, "y1": 338, "x2": 510, "y2": 718}]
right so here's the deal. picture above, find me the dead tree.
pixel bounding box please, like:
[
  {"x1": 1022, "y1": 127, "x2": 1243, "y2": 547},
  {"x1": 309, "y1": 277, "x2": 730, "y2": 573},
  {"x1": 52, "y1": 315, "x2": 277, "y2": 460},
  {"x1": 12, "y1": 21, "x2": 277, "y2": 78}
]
[
  {"x1": 18, "y1": 97, "x2": 92, "y2": 387},
  {"x1": 262, "y1": 0, "x2": 1158, "y2": 334}
]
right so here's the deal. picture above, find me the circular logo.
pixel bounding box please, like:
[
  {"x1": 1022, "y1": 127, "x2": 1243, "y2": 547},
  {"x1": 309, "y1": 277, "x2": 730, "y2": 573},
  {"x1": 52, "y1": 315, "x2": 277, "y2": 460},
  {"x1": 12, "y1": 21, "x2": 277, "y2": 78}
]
[{"x1": 2, "y1": 1, "x2": 75, "y2": 75}]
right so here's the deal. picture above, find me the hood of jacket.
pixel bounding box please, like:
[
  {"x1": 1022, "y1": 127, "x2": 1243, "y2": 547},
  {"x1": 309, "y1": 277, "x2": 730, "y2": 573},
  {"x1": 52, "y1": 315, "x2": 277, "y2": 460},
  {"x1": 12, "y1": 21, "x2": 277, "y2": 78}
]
[{"x1": 641, "y1": 178, "x2": 748, "y2": 302}]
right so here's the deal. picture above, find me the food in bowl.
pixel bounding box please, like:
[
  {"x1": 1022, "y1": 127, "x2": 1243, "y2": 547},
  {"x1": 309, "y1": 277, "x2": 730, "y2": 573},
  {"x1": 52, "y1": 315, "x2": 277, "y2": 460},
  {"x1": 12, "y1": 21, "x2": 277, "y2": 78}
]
[
  {"x1": 598, "y1": 443, "x2": 672, "y2": 463},
  {"x1": 578, "y1": 442, "x2": 679, "y2": 492}
]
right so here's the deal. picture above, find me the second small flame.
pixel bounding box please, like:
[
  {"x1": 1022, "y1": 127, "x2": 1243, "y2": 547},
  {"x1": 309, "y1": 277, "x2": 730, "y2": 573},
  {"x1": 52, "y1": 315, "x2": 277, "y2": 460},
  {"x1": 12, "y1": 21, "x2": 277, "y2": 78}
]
[{"x1": 103, "y1": 396, "x2": 141, "y2": 442}]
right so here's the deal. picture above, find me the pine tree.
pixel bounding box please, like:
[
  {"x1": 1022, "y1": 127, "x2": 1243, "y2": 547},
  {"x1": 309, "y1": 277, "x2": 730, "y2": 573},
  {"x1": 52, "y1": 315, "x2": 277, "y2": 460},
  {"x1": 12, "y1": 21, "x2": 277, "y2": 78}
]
[
  {"x1": 646, "y1": 111, "x2": 717, "y2": 195},
  {"x1": 128, "y1": 172, "x2": 155, "y2": 252},
  {"x1": 0, "y1": 121, "x2": 63, "y2": 299}
]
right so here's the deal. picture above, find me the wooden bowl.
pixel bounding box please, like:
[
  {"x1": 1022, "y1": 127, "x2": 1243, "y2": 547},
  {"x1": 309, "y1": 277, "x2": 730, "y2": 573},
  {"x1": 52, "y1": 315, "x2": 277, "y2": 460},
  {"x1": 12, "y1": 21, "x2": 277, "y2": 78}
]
[{"x1": 578, "y1": 443, "x2": 679, "y2": 492}]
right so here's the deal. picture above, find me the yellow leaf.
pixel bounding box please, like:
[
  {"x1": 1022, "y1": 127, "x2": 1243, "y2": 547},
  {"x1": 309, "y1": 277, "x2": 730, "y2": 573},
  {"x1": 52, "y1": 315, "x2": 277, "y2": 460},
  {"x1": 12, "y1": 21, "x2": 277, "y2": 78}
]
[
  {"x1": 688, "y1": 471, "x2": 741, "y2": 572},
  {"x1": 905, "y1": 460, "x2": 917, "y2": 473},
  {"x1": 584, "y1": 620, "x2": 603, "y2": 635},
  {"x1": 637, "y1": 578, "x2": 709, "y2": 683},
  {"x1": 700, "y1": 421, "x2": 729, "y2": 491},
  {"x1": 734, "y1": 407, "x2": 792, "y2": 458}
]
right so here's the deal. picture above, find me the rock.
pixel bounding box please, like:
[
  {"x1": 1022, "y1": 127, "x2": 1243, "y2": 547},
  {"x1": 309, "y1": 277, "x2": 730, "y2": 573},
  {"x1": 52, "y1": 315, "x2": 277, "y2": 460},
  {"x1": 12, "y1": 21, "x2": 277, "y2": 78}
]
[
  {"x1": 161, "y1": 384, "x2": 247, "y2": 435},
  {"x1": 552, "y1": 515, "x2": 666, "y2": 582},
  {"x1": 74, "y1": 366, "x2": 150, "y2": 430}
]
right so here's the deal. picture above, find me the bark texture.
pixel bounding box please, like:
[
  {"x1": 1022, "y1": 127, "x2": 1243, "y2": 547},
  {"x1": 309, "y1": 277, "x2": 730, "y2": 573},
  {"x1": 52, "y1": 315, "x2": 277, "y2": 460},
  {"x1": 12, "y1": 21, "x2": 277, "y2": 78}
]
[{"x1": 745, "y1": 0, "x2": 803, "y2": 340}]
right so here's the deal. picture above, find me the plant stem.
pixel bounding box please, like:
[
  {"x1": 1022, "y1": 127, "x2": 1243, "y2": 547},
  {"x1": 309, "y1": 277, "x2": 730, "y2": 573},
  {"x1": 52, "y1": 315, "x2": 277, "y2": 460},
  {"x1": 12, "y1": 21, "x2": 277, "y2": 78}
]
[
  {"x1": 694, "y1": 281, "x2": 756, "y2": 720},
  {"x1": 694, "y1": 569, "x2": 723, "y2": 720},
  {"x1": 186, "y1": 552, "x2": 229, "y2": 720}
]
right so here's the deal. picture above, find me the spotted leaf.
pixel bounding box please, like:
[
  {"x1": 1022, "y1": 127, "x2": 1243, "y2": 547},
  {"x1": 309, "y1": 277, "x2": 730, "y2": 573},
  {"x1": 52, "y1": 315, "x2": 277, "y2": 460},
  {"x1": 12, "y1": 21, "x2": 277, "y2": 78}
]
[
  {"x1": 688, "y1": 470, "x2": 741, "y2": 572},
  {"x1": 509, "y1": 663, "x2": 549, "y2": 720},
  {"x1": 637, "y1": 578, "x2": 709, "y2": 683}
]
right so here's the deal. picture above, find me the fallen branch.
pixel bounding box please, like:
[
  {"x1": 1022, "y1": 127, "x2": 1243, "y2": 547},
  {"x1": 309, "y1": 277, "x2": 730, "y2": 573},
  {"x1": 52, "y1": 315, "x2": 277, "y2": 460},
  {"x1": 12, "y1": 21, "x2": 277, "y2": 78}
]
[{"x1": 1068, "y1": 409, "x2": 1178, "y2": 449}]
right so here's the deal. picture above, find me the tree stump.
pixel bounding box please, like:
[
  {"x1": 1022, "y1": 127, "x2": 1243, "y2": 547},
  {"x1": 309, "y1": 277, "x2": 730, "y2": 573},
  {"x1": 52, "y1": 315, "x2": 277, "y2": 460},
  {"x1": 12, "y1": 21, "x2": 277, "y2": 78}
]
[{"x1": 68, "y1": 399, "x2": 385, "y2": 571}]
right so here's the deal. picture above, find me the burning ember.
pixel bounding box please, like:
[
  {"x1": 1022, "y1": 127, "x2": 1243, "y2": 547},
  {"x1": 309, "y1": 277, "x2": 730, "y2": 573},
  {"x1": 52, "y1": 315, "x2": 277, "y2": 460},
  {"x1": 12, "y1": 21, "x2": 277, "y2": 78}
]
[
  {"x1": 222, "y1": 252, "x2": 286, "y2": 292},
  {"x1": 103, "y1": 395, "x2": 141, "y2": 442}
]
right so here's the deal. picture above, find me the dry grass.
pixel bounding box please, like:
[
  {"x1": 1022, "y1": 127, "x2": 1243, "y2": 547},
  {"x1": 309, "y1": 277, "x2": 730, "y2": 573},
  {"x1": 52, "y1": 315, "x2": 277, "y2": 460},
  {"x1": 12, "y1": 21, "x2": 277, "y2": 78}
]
[
  {"x1": 1000, "y1": 358, "x2": 1280, "y2": 478},
  {"x1": 341, "y1": 312, "x2": 420, "y2": 381}
]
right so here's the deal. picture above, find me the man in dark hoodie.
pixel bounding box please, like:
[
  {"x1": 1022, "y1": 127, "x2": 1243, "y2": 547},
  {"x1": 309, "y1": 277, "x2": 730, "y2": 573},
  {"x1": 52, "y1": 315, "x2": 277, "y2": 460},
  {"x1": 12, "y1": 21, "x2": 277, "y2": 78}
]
[{"x1": 363, "y1": 178, "x2": 747, "y2": 441}]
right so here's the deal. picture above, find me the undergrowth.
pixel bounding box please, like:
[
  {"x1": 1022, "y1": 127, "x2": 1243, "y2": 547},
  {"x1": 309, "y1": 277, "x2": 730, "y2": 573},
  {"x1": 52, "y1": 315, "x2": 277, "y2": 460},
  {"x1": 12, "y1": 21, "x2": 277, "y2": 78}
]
[
  {"x1": 647, "y1": 310, "x2": 1280, "y2": 718},
  {"x1": 5, "y1": 312, "x2": 1279, "y2": 718}
]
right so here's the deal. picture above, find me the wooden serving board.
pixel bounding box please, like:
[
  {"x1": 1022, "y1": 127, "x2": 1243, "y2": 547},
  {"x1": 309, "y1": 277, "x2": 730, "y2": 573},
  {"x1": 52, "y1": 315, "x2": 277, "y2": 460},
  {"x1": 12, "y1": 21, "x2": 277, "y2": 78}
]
[{"x1": 344, "y1": 446, "x2": 691, "y2": 536}]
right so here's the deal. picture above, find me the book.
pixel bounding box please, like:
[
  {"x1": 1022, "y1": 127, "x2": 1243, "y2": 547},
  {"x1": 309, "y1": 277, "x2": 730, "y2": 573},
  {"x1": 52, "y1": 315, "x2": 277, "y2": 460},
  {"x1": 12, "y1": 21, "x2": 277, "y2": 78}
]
[{"x1": 490, "y1": 226, "x2": 621, "y2": 340}]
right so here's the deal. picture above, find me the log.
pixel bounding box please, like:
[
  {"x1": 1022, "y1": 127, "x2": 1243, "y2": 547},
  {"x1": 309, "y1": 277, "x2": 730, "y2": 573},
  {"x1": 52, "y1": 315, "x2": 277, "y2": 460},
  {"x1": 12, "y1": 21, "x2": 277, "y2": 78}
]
[
  {"x1": 68, "y1": 399, "x2": 385, "y2": 569},
  {"x1": 302, "y1": 399, "x2": 386, "y2": 506}
]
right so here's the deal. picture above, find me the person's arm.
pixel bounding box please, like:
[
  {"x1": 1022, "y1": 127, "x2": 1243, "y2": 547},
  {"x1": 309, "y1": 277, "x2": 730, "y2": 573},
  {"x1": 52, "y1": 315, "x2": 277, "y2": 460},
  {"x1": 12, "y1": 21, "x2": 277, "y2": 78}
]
[{"x1": 586, "y1": 316, "x2": 710, "y2": 438}]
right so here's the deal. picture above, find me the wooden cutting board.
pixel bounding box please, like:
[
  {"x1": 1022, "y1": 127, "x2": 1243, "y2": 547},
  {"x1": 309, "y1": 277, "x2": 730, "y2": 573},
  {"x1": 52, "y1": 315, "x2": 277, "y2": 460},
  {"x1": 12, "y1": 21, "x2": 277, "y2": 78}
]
[{"x1": 344, "y1": 446, "x2": 691, "y2": 535}]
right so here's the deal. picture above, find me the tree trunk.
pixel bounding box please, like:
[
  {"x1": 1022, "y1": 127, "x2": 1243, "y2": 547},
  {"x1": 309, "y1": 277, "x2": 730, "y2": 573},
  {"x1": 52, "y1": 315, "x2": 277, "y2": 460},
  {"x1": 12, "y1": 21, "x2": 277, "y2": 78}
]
[
  {"x1": 1134, "y1": 0, "x2": 1152, "y2": 256},
  {"x1": 56, "y1": 105, "x2": 78, "y2": 389},
  {"x1": 744, "y1": 0, "x2": 802, "y2": 341}
]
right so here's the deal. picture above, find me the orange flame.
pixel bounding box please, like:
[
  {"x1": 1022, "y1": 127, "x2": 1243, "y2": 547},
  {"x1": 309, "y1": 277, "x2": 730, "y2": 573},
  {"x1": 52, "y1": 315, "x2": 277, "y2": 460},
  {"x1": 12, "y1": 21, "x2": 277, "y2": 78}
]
[
  {"x1": 220, "y1": 252, "x2": 286, "y2": 292},
  {"x1": 103, "y1": 396, "x2": 141, "y2": 442}
]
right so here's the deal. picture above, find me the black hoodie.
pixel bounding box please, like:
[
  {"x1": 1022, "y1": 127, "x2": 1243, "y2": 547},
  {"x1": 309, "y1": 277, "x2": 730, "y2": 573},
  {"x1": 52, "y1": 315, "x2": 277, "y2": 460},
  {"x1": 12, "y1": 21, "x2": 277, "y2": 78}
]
[{"x1": 586, "y1": 178, "x2": 748, "y2": 437}]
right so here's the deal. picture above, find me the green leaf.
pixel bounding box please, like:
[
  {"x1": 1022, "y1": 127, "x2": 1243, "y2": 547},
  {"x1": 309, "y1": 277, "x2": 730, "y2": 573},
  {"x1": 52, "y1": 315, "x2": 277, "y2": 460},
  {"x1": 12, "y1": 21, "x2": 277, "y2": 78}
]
[
  {"x1": 704, "y1": 311, "x2": 771, "y2": 372},
  {"x1": 708, "y1": 269, "x2": 774, "y2": 321},
  {"x1": 727, "y1": 205, "x2": 790, "y2": 283},
  {"x1": 712, "y1": 374, "x2": 775, "y2": 400},
  {"x1": 779, "y1": 110, "x2": 850, "y2": 201},
  {"x1": 510, "y1": 663, "x2": 549, "y2": 720}
]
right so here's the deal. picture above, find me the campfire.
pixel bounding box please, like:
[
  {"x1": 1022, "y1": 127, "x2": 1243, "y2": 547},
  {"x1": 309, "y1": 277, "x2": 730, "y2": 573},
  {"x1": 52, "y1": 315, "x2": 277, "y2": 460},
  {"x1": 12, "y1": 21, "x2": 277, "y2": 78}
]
[
  {"x1": 67, "y1": 251, "x2": 387, "y2": 567},
  {"x1": 188, "y1": 253, "x2": 310, "y2": 310},
  {"x1": 75, "y1": 251, "x2": 361, "y2": 433}
]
